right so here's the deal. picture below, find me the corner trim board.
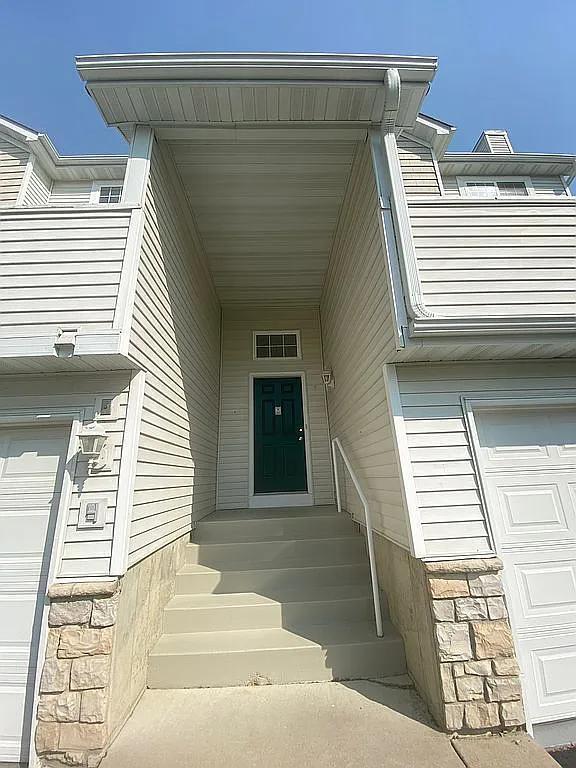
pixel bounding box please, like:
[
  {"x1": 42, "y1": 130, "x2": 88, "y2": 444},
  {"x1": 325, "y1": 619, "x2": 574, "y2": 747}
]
[
  {"x1": 382, "y1": 364, "x2": 426, "y2": 558},
  {"x1": 110, "y1": 370, "x2": 146, "y2": 575}
]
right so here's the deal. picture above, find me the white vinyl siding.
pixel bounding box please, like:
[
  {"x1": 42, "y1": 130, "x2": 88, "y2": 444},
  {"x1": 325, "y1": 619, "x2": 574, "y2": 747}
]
[
  {"x1": 0, "y1": 138, "x2": 29, "y2": 206},
  {"x1": 396, "y1": 360, "x2": 576, "y2": 558},
  {"x1": 0, "y1": 372, "x2": 131, "y2": 577},
  {"x1": 23, "y1": 160, "x2": 51, "y2": 206},
  {"x1": 217, "y1": 307, "x2": 333, "y2": 509},
  {"x1": 49, "y1": 181, "x2": 93, "y2": 206},
  {"x1": 408, "y1": 198, "x2": 576, "y2": 317},
  {"x1": 127, "y1": 141, "x2": 221, "y2": 566},
  {"x1": 0, "y1": 208, "x2": 132, "y2": 335},
  {"x1": 397, "y1": 135, "x2": 441, "y2": 196},
  {"x1": 320, "y1": 141, "x2": 410, "y2": 549}
]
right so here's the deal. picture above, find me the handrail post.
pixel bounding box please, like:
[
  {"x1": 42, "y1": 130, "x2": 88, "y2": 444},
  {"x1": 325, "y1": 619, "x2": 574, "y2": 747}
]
[{"x1": 331, "y1": 437, "x2": 384, "y2": 637}]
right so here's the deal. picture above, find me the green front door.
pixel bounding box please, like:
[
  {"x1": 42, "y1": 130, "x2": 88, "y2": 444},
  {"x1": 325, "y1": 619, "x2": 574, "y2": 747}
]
[{"x1": 253, "y1": 377, "x2": 308, "y2": 494}]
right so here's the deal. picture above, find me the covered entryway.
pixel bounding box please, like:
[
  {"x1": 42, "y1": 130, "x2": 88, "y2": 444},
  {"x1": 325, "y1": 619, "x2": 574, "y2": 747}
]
[
  {"x1": 0, "y1": 425, "x2": 68, "y2": 763},
  {"x1": 476, "y1": 407, "x2": 576, "y2": 741}
]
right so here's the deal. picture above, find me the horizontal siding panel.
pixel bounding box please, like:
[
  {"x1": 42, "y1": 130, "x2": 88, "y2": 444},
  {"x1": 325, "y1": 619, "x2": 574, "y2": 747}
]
[
  {"x1": 397, "y1": 136, "x2": 441, "y2": 196},
  {"x1": 127, "y1": 141, "x2": 221, "y2": 567},
  {"x1": 398, "y1": 360, "x2": 576, "y2": 559},
  {"x1": 409, "y1": 199, "x2": 576, "y2": 317},
  {"x1": 320, "y1": 140, "x2": 409, "y2": 549},
  {"x1": 0, "y1": 138, "x2": 28, "y2": 205},
  {"x1": 0, "y1": 208, "x2": 131, "y2": 334}
]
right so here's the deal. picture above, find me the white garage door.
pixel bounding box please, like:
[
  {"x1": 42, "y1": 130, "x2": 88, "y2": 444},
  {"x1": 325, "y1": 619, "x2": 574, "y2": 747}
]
[
  {"x1": 0, "y1": 425, "x2": 68, "y2": 763},
  {"x1": 476, "y1": 408, "x2": 576, "y2": 729}
]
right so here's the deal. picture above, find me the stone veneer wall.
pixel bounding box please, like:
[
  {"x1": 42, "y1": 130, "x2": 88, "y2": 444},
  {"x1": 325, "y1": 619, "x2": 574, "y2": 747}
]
[
  {"x1": 374, "y1": 534, "x2": 526, "y2": 733},
  {"x1": 35, "y1": 534, "x2": 188, "y2": 767}
]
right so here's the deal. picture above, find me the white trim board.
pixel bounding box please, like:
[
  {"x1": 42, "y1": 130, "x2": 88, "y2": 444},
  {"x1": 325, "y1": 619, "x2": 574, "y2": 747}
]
[
  {"x1": 248, "y1": 371, "x2": 314, "y2": 509},
  {"x1": 382, "y1": 364, "x2": 425, "y2": 557}
]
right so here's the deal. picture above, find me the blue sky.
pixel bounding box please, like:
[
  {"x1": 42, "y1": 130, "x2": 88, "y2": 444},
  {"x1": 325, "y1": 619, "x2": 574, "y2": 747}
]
[{"x1": 0, "y1": 0, "x2": 574, "y2": 157}]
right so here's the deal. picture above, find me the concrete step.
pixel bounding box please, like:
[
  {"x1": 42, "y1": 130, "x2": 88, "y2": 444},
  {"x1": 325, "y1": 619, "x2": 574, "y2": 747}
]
[
  {"x1": 148, "y1": 621, "x2": 406, "y2": 688},
  {"x1": 162, "y1": 585, "x2": 374, "y2": 633},
  {"x1": 175, "y1": 562, "x2": 370, "y2": 595},
  {"x1": 194, "y1": 512, "x2": 355, "y2": 544},
  {"x1": 184, "y1": 536, "x2": 366, "y2": 568}
]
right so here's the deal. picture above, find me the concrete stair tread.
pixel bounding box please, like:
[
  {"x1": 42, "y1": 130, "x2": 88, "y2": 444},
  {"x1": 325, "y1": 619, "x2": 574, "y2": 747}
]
[
  {"x1": 152, "y1": 621, "x2": 400, "y2": 656},
  {"x1": 179, "y1": 558, "x2": 365, "y2": 575},
  {"x1": 204, "y1": 506, "x2": 338, "y2": 522},
  {"x1": 166, "y1": 585, "x2": 372, "y2": 610},
  {"x1": 186, "y1": 534, "x2": 360, "y2": 550}
]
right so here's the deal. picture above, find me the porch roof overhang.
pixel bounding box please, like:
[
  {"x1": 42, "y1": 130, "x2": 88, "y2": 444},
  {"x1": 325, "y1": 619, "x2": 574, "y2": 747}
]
[{"x1": 75, "y1": 52, "x2": 438, "y2": 133}]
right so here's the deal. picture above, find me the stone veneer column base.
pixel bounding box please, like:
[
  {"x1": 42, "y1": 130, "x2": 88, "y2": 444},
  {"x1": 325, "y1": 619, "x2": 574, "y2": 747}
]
[
  {"x1": 426, "y1": 558, "x2": 525, "y2": 732},
  {"x1": 35, "y1": 533, "x2": 188, "y2": 767},
  {"x1": 35, "y1": 580, "x2": 120, "y2": 767},
  {"x1": 374, "y1": 534, "x2": 526, "y2": 734}
]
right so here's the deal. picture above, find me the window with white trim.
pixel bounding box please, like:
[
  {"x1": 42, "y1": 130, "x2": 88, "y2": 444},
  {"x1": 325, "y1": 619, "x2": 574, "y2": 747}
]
[
  {"x1": 460, "y1": 178, "x2": 530, "y2": 198},
  {"x1": 98, "y1": 185, "x2": 123, "y2": 204},
  {"x1": 253, "y1": 331, "x2": 301, "y2": 360}
]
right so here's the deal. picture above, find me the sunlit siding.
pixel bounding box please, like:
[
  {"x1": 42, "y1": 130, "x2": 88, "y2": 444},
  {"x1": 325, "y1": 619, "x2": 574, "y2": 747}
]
[
  {"x1": 320, "y1": 140, "x2": 410, "y2": 549},
  {"x1": 0, "y1": 138, "x2": 28, "y2": 206},
  {"x1": 0, "y1": 372, "x2": 131, "y2": 577},
  {"x1": 397, "y1": 135, "x2": 441, "y2": 196},
  {"x1": 127, "y1": 141, "x2": 221, "y2": 566},
  {"x1": 396, "y1": 360, "x2": 576, "y2": 558}
]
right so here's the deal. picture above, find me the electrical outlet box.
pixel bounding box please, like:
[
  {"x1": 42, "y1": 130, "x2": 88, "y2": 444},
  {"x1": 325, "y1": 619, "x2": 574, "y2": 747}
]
[{"x1": 78, "y1": 498, "x2": 106, "y2": 530}]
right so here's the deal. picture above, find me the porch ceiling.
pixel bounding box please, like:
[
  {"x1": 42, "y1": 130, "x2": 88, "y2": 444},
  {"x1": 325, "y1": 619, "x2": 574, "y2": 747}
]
[{"x1": 166, "y1": 129, "x2": 362, "y2": 306}]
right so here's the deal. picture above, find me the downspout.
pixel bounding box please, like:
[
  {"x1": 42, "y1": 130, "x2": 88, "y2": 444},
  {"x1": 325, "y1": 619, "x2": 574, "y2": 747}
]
[{"x1": 378, "y1": 69, "x2": 434, "y2": 325}]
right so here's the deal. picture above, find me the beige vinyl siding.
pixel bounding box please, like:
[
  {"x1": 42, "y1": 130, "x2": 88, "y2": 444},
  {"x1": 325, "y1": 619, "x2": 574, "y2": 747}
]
[
  {"x1": 0, "y1": 208, "x2": 131, "y2": 335},
  {"x1": 217, "y1": 307, "x2": 333, "y2": 508},
  {"x1": 0, "y1": 371, "x2": 131, "y2": 577},
  {"x1": 0, "y1": 138, "x2": 29, "y2": 205},
  {"x1": 440, "y1": 176, "x2": 459, "y2": 197},
  {"x1": 23, "y1": 160, "x2": 51, "y2": 206},
  {"x1": 408, "y1": 198, "x2": 576, "y2": 317},
  {"x1": 127, "y1": 141, "x2": 221, "y2": 566},
  {"x1": 397, "y1": 135, "x2": 441, "y2": 196},
  {"x1": 320, "y1": 140, "x2": 409, "y2": 549},
  {"x1": 396, "y1": 360, "x2": 576, "y2": 558},
  {"x1": 49, "y1": 181, "x2": 93, "y2": 205}
]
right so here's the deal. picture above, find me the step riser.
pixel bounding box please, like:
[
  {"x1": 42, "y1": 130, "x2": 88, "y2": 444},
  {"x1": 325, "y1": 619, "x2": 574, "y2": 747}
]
[
  {"x1": 163, "y1": 597, "x2": 373, "y2": 633},
  {"x1": 175, "y1": 564, "x2": 370, "y2": 595},
  {"x1": 148, "y1": 641, "x2": 406, "y2": 688},
  {"x1": 195, "y1": 516, "x2": 355, "y2": 544},
  {"x1": 184, "y1": 538, "x2": 366, "y2": 568}
]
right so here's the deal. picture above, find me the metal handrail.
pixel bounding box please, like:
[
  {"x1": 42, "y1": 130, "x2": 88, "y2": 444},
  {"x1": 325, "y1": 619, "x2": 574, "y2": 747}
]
[{"x1": 331, "y1": 437, "x2": 383, "y2": 637}]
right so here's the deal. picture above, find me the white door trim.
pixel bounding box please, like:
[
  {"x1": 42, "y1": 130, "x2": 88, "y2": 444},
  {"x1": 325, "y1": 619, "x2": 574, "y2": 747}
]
[
  {"x1": 0, "y1": 407, "x2": 83, "y2": 767},
  {"x1": 248, "y1": 372, "x2": 314, "y2": 508},
  {"x1": 462, "y1": 393, "x2": 576, "y2": 737}
]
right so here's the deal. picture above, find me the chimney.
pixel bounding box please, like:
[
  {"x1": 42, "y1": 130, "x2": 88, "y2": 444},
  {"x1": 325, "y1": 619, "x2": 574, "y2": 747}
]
[{"x1": 473, "y1": 130, "x2": 513, "y2": 154}]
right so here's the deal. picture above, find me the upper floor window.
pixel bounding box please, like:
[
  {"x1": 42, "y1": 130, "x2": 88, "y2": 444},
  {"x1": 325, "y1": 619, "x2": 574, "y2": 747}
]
[
  {"x1": 98, "y1": 185, "x2": 123, "y2": 204},
  {"x1": 253, "y1": 331, "x2": 301, "y2": 360},
  {"x1": 460, "y1": 178, "x2": 530, "y2": 199}
]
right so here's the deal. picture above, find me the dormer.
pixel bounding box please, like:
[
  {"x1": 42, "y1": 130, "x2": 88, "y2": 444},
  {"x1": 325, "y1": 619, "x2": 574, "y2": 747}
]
[{"x1": 472, "y1": 129, "x2": 514, "y2": 154}]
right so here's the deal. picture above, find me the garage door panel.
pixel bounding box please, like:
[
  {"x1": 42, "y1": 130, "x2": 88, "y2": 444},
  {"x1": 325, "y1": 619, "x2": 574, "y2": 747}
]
[
  {"x1": 520, "y1": 633, "x2": 576, "y2": 722},
  {"x1": 0, "y1": 425, "x2": 68, "y2": 762},
  {"x1": 0, "y1": 509, "x2": 59, "y2": 553},
  {"x1": 477, "y1": 407, "x2": 576, "y2": 729},
  {"x1": 0, "y1": 596, "x2": 37, "y2": 644},
  {"x1": 506, "y1": 551, "x2": 576, "y2": 629}
]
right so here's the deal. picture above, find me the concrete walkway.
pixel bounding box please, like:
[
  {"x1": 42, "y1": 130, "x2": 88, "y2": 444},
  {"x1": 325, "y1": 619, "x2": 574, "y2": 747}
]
[{"x1": 100, "y1": 679, "x2": 558, "y2": 768}]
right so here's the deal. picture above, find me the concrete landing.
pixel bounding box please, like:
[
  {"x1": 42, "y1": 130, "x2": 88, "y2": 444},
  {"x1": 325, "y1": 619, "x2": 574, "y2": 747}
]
[{"x1": 101, "y1": 679, "x2": 464, "y2": 768}]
